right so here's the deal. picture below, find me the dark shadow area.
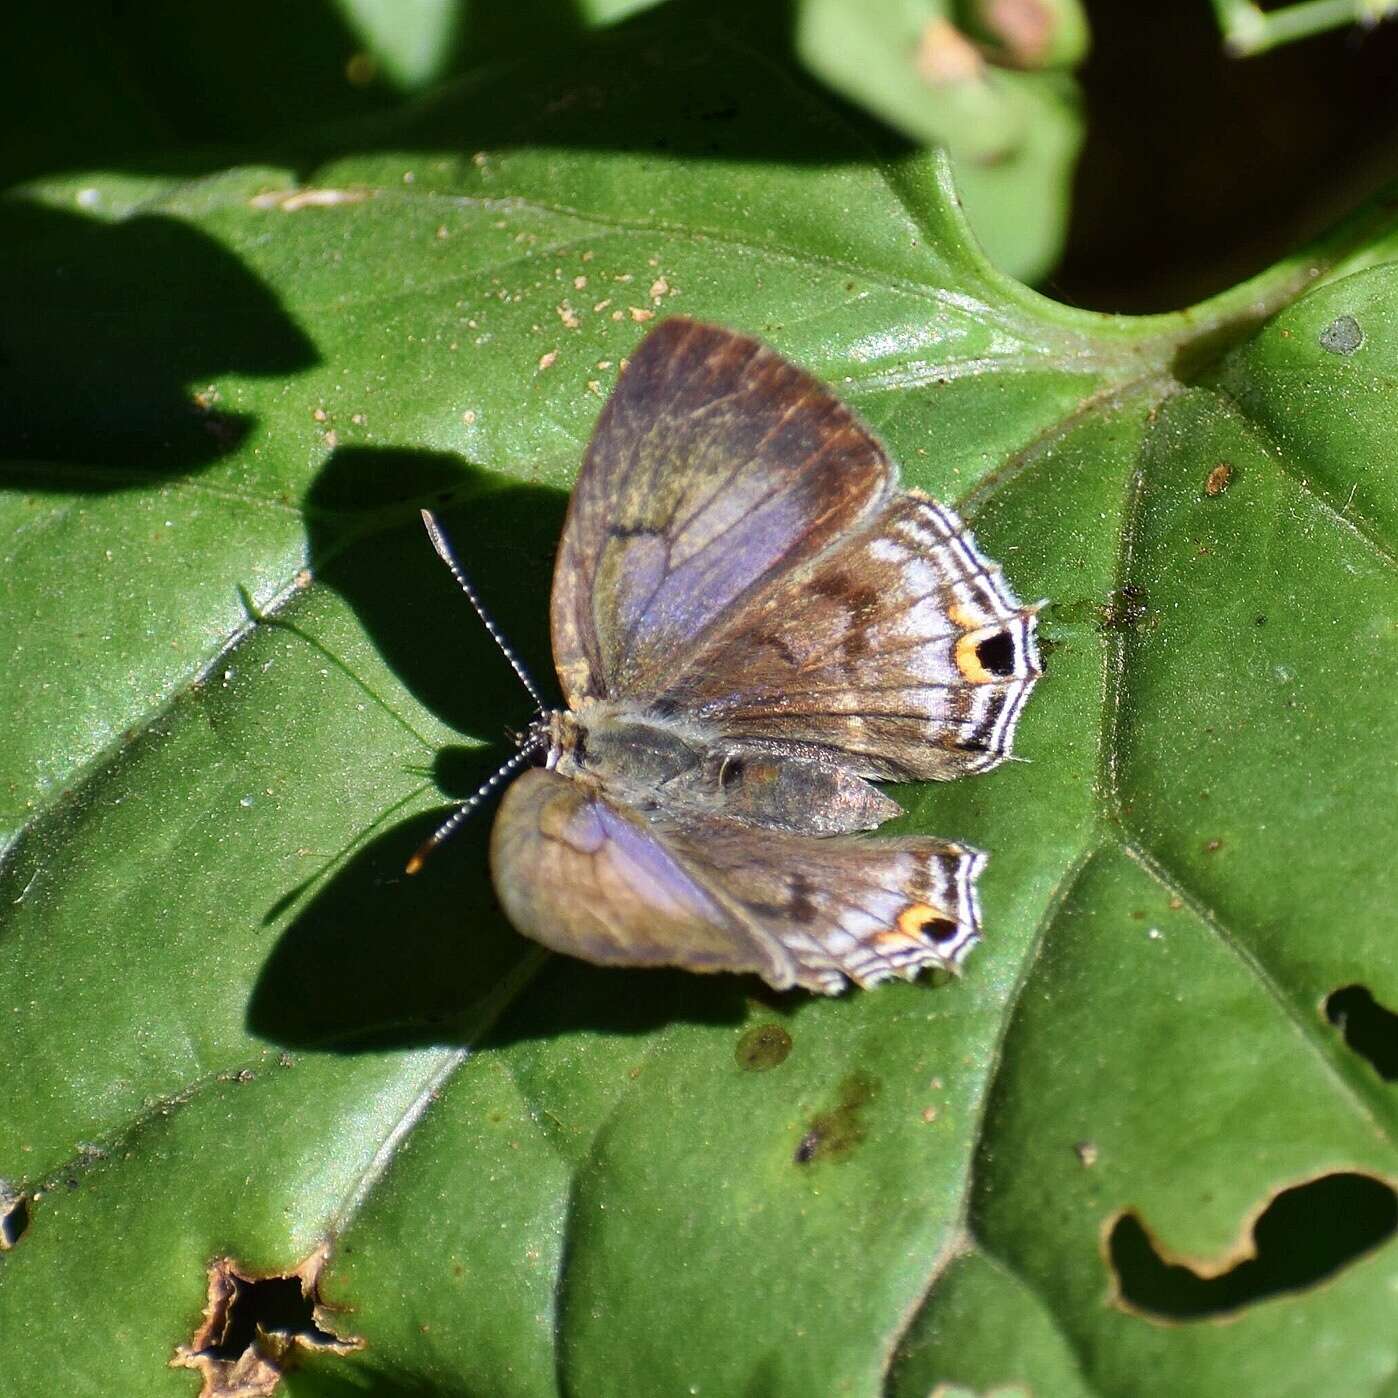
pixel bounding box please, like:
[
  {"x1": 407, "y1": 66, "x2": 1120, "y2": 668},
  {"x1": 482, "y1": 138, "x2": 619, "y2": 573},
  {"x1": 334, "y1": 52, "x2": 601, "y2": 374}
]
[
  {"x1": 0, "y1": 201, "x2": 314, "y2": 480},
  {"x1": 487, "y1": 952, "x2": 753, "y2": 1049},
  {"x1": 1109, "y1": 1172, "x2": 1398, "y2": 1321},
  {"x1": 248, "y1": 796, "x2": 528, "y2": 1051},
  {"x1": 301, "y1": 447, "x2": 567, "y2": 741},
  {"x1": 247, "y1": 794, "x2": 753, "y2": 1051},
  {"x1": 282, "y1": 0, "x2": 908, "y2": 178},
  {"x1": 1054, "y1": 0, "x2": 1398, "y2": 311},
  {"x1": 4, "y1": 0, "x2": 410, "y2": 191},
  {"x1": 7, "y1": 0, "x2": 892, "y2": 196},
  {"x1": 1326, "y1": 984, "x2": 1398, "y2": 1081}
]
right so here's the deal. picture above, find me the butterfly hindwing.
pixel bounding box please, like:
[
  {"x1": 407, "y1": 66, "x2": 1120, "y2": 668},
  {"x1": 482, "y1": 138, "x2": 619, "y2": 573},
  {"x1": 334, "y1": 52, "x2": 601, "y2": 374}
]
[
  {"x1": 489, "y1": 769, "x2": 984, "y2": 995},
  {"x1": 655, "y1": 490, "x2": 1041, "y2": 779},
  {"x1": 551, "y1": 318, "x2": 894, "y2": 708},
  {"x1": 657, "y1": 814, "x2": 985, "y2": 993},
  {"x1": 490, "y1": 767, "x2": 791, "y2": 985}
]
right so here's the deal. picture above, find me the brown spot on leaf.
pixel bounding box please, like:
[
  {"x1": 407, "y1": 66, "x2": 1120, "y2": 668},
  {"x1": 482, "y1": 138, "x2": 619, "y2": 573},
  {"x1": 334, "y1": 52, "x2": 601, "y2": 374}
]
[
  {"x1": 1106, "y1": 1171, "x2": 1397, "y2": 1323},
  {"x1": 1098, "y1": 584, "x2": 1150, "y2": 632},
  {"x1": 794, "y1": 1072, "x2": 878, "y2": 1164},
  {"x1": 735, "y1": 1022, "x2": 793, "y2": 1072},
  {"x1": 171, "y1": 1248, "x2": 361, "y2": 1398}
]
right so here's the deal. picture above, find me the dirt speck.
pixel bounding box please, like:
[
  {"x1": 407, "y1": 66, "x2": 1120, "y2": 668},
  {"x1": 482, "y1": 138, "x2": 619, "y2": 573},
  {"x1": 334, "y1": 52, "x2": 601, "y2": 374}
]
[{"x1": 1204, "y1": 462, "x2": 1233, "y2": 496}]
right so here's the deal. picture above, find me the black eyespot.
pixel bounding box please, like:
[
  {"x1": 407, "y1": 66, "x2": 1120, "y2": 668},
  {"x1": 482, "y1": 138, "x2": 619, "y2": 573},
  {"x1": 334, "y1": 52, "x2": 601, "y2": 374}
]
[
  {"x1": 974, "y1": 630, "x2": 1017, "y2": 678},
  {"x1": 719, "y1": 756, "x2": 746, "y2": 790},
  {"x1": 920, "y1": 917, "x2": 960, "y2": 944}
]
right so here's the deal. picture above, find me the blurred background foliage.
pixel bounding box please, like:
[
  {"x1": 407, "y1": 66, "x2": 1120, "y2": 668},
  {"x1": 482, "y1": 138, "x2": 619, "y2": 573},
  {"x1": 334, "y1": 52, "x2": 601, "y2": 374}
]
[{"x1": 7, "y1": 0, "x2": 1398, "y2": 300}]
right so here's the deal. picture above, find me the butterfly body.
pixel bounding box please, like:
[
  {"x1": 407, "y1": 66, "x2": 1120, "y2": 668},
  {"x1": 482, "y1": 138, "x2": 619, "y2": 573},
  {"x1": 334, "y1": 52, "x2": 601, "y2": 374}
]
[
  {"x1": 543, "y1": 701, "x2": 902, "y2": 836},
  {"x1": 469, "y1": 317, "x2": 1041, "y2": 994}
]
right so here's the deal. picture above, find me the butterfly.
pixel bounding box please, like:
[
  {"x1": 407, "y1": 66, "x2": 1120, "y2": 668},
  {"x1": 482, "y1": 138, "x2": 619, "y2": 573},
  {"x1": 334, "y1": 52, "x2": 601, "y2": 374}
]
[{"x1": 414, "y1": 318, "x2": 1042, "y2": 994}]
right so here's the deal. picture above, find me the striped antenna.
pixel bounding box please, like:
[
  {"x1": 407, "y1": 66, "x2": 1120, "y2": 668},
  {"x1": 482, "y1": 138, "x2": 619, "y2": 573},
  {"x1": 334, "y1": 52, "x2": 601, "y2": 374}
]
[
  {"x1": 419, "y1": 508, "x2": 545, "y2": 711},
  {"x1": 405, "y1": 735, "x2": 545, "y2": 875}
]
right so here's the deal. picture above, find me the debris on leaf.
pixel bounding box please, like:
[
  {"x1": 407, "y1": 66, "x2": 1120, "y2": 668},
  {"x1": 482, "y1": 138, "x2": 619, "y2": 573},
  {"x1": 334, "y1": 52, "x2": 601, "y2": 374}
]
[
  {"x1": 1204, "y1": 462, "x2": 1234, "y2": 496},
  {"x1": 794, "y1": 1072, "x2": 879, "y2": 1164}
]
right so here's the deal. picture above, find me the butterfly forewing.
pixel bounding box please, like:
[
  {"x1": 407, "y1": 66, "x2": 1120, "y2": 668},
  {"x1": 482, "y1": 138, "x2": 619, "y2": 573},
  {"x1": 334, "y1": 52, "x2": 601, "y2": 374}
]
[
  {"x1": 552, "y1": 318, "x2": 1039, "y2": 780},
  {"x1": 551, "y1": 318, "x2": 893, "y2": 707}
]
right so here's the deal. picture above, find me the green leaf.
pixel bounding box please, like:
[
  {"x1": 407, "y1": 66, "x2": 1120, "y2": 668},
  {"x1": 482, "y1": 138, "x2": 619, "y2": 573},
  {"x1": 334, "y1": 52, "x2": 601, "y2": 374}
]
[{"x1": 2, "y1": 9, "x2": 1395, "y2": 1398}]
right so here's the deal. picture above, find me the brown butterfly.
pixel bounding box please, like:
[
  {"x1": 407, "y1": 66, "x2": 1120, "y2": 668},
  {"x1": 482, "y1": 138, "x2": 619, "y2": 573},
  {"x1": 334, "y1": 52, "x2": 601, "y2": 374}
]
[{"x1": 414, "y1": 318, "x2": 1042, "y2": 994}]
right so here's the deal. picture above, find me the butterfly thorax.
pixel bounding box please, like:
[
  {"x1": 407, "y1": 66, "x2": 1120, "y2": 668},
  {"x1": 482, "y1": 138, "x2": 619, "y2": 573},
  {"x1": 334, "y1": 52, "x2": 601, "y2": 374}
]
[{"x1": 545, "y1": 699, "x2": 902, "y2": 836}]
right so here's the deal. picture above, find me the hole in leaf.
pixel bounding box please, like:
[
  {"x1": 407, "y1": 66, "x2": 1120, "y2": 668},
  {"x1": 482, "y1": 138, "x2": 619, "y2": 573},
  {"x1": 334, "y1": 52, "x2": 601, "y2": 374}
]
[
  {"x1": 0, "y1": 1190, "x2": 30, "y2": 1249},
  {"x1": 1325, "y1": 985, "x2": 1398, "y2": 1081},
  {"x1": 1109, "y1": 1172, "x2": 1397, "y2": 1322},
  {"x1": 172, "y1": 1252, "x2": 361, "y2": 1398}
]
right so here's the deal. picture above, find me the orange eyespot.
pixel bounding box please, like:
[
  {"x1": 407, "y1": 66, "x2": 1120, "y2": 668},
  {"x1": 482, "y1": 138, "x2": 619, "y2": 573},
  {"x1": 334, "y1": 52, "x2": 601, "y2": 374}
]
[
  {"x1": 896, "y1": 903, "x2": 960, "y2": 945},
  {"x1": 954, "y1": 626, "x2": 1022, "y2": 684}
]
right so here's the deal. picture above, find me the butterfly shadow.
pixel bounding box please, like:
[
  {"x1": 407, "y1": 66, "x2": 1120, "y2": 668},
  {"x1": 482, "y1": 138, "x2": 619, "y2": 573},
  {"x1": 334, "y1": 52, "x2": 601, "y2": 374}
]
[
  {"x1": 245, "y1": 795, "x2": 756, "y2": 1054},
  {"x1": 246, "y1": 445, "x2": 756, "y2": 1050},
  {"x1": 297, "y1": 444, "x2": 568, "y2": 741}
]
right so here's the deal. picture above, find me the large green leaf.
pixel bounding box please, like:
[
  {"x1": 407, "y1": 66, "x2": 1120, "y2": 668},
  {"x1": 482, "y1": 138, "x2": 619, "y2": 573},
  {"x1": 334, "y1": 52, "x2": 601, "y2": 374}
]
[{"x1": 2, "y1": 10, "x2": 1395, "y2": 1398}]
